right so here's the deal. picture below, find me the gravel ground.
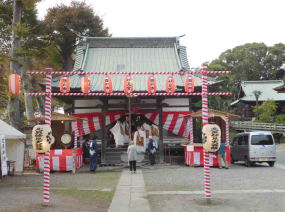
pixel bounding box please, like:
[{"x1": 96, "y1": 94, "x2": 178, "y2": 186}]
[
  {"x1": 0, "y1": 166, "x2": 122, "y2": 212},
  {"x1": 148, "y1": 193, "x2": 285, "y2": 212},
  {"x1": 143, "y1": 163, "x2": 285, "y2": 192},
  {"x1": 143, "y1": 164, "x2": 285, "y2": 211}
]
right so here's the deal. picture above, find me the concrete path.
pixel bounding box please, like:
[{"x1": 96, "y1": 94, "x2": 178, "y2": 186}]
[{"x1": 108, "y1": 169, "x2": 151, "y2": 212}]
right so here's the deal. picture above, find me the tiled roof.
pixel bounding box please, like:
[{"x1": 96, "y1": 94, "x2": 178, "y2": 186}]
[
  {"x1": 53, "y1": 36, "x2": 216, "y2": 92},
  {"x1": 230, "y1": 80, "x2": 285, "y2": 105}
]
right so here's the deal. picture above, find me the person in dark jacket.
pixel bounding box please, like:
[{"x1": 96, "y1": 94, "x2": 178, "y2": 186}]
[
  {"x1": 89, "y1": 135, "x2": 98, "y2": 172},
  {"x1": 147, "y1": 137, "x2": 157, "y2": 165}
]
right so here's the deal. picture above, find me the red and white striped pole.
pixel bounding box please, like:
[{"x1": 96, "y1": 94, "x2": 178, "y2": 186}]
[
  {"x1": 43, "y1": 68, "x2": 52, "y2": 205},
  {"x1": 190, "y1": 117, "x2": 194, "y2": 145},
  {"x1": 201, "y1": 66, "x2": 211, "y2": 201},
  {"x1": 225, "y1": 117, "x2": 230, "y2": 146},
  {"x1": 73, "y1": 128, "x2": 78, "y2": 173}
]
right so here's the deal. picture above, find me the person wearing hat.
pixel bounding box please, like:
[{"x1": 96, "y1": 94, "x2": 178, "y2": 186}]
[{"x1": 147, "y1": 136, "x2": 157, "y2": 165}]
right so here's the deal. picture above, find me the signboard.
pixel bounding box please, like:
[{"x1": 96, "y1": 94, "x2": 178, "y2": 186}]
[{"x1": 0, "y1": 135, "x2": 8, "y2": 176}]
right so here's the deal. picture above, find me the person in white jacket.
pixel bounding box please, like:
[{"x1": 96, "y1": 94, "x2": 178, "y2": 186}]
[{"x1": 127, "y1": 141, "x2": 137, "y2": 173}]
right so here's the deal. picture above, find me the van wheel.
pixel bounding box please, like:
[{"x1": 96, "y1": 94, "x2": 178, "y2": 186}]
[
  {"x1": 245, "y1": 158, "x2": 252, "y2": 167},
  {"x1": 268, "y1": 161, "x2": 275, "y2": 167}
]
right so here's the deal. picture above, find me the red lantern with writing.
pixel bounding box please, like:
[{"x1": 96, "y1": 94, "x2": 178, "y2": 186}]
[
  {"x1": 165, "y1": 76, "x2": 175, "y2": 93},
  {"x1": 8, "y1": 74, "x2": 21, "y2": 96},
  {"x1": 185, "y1": 76, "x2": 195, "y2": 93},
  {"x1": 59, "y1": 77, "x2": 70, "y2": 93},
  {"x1": 103, "y1": 76, "x2": 113, "y2": 94},
  {"x1": 124, "y1": 76, "x2": 133, "y2": 95},
  {"x1": 147, "y1": 76, "x2": 157, "y2": 94},
  {"x1": 81, "y1": 76, "x2": 90, "y2": 94}
]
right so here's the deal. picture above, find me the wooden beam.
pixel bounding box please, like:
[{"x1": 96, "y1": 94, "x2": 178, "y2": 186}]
[
  {"x1": 101, "y1": 99, "x2": 107, "y2": 164},
  {"x1": 157, "y1": 98, "x2": 164, "y2": 163}
]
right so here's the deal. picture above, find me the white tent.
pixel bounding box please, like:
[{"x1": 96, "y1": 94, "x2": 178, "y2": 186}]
[{"x1": 0, "y1": 120, "x2": 26, "y2": 173}]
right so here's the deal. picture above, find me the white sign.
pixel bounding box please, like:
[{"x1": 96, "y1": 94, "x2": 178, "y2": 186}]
[{"x1": 0, "y1": 135, "x2": 8, "y2": 176}]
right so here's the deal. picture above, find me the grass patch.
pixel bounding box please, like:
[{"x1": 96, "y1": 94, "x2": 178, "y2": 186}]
[{"x1": 53, "y1": 189, "x2": 114, "y2": 205}]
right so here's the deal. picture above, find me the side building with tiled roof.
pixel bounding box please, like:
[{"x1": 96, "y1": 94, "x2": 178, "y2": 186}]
[{"x1": 230, "y1": 80, "x2": 285, "y2": 119}]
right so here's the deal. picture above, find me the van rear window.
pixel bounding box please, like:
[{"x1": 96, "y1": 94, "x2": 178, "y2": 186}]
[{"x1": 251, "y1": 135, "x2": 274, "y2": 145}]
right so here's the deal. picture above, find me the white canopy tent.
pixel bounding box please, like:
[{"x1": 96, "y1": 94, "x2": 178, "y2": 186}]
[{"x1": 0, "y1": 120, "x2": 26, "y2": 173}]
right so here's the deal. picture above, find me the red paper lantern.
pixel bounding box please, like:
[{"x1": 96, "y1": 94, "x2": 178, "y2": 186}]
[
  {"x1": 8, "y1": 74, "x2": 21, "y2": 96},
  {"x1": 165, "y1": 76, "x2": 175, "y2": 93},
  {"x1": 124, "y1": 76, "x2": 133, "y2": 95},
  {"x1": 185, "y1": 76, "x2": 195, "y2": 93},
  {"x1": 59, "y1": 76, "x2": 70, "y2": 93},
  {"x1": 103, "y1": 76, "x2": 113, "y2": 94},
  {"x1": 81, "y1": 76, "x2": 90, "y2": 94},
  {"x1": 147, "y1": 76, "x2": 157, "y2": 94}
]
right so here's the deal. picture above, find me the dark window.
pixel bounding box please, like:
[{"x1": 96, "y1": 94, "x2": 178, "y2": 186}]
[
  {"x1": 238, "y1": 136, "x2": 243, "y2": 145},
  {"x1": 251, "y1": 135, "x2": 274, "y2": 145},
  {"x1": 243, "y1": 135, "x2": 249, "y2": 145}
]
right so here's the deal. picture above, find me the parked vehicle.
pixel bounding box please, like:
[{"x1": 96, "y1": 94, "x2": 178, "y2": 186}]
[{"x1": 230, "y1": 131, "x2": 276, "y2": 167}]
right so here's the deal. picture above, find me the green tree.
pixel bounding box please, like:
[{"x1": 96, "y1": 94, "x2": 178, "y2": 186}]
[
  {"x1": 252, "y1": 100, "x2": 277, "y2": 123},
  {"x1": 208, "y1": 43, "x2": 285, "y2": 97},
  {"x1": 275, "y1": 114, "x2": 285, "y2": 124},
  {"x1": 44, "y1": 1, "x2": 110, "y2": 71}
]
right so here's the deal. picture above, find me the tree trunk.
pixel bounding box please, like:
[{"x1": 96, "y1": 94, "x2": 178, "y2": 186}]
[
  {"x1": 62, "y1": 56, "x2": 74, "y2": 71},
  {"x1": 22, "y1": 68, "x2": 34, "y2": 121},
  {"x1": 8, "y1": 0, "x2": 23, "y2": 129},
  {"x1": 255, "y1": 98, "x2": 259, "y2": 120},
  {"x1": 35, "y1": 96, "x2": 44, "y2": 115}
]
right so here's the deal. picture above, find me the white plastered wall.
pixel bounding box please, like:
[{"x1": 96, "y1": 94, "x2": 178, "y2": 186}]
[{"x1": 6, "y1": 139, "x2": 24, "y2": 172}]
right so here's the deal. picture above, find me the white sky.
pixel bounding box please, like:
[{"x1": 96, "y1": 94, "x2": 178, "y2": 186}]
[{"x1": 36, "y1": 0, "x2": 285, "y2": 67}]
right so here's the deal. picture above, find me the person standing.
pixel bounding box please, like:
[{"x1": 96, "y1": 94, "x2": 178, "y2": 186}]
[
  {"x1": 127, "y1": 141, "x2": 137, "y2": 174},
  {"x1": 147, "y1": 137, "x2": 157, "y2": 165},
  {"x1": 89, "y1": 135, "x2": 98, "y2": 172},
  {"x1": 217, "y1": 141, "x2": 229, "y2": 169}
]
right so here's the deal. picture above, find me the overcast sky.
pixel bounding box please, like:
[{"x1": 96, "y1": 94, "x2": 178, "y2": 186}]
[{"x1": 36, "y1": 0, "x2": 285, "y2": 68}]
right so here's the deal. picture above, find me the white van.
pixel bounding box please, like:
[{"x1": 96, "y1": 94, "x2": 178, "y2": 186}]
[{"x1": 230, "y1": 131, "x2": 276, "y2": 167}]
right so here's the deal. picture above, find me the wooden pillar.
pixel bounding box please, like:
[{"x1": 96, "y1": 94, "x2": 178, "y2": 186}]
[
  {"x1": 101, "y1": 99, "x2": 107, "y2": 164},
  {"x1": 158, "y1": 98, "x2": 164, "y2": 163}
]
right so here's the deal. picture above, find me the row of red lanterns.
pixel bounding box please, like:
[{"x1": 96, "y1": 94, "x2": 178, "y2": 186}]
[
  {"x1": 60, "y1": 75, "x2": 195, "y2": 94},
  {"x1": 8, "y1": 74, "x2": 195, "y2": 96}
]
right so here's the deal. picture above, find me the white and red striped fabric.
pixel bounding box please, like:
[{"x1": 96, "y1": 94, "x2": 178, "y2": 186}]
[
  {"x1": 71, "y1": 111, "x2": 192, "y2": 138},
  {"x1": 36, "y1": 149, "x2": 83, "y2": 171},
  {"x1": 184, "y1": 146, "x2": 231, "y2": 166}
]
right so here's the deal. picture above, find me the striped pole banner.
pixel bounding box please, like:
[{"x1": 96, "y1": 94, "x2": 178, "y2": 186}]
[
  {"x1": 43, "y1": 68, "x2": 52, "y2": 204},
  {"x1": 201, "y1": 66, "x2": 211, "y2": 200}
]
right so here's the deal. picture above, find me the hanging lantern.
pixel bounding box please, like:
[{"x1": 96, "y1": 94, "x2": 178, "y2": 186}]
[
  {"x1": 81, "y1": 76, "x2": 90, "y2": 94},
  {"x1": 8, "y1": 74, "x2": 21, "y2": 96},
  {"x1": 185, "y1": 76, "x2": 195, "y2": 93},
  {"x1": 59, "y1": 76, "x2": 70, "y2": 93},
  {"x1": 165, "y1": 76, "x2": 176, "y2": 93},
  {"x1": 32, "y1": 124, "x2": 53, "y2": 153},
  {"x1": 103, "y1": 76, "x2": 113, "y2": 94},
  {"x1": 147, "y1": 76, "x2": 157, "y2": 94},
  {"x1": 202, "y1": 124, "x2": 221, "y2": 152},
  {"x1": 124, "y1": 76, "x2": 133, "y2": 95}
]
